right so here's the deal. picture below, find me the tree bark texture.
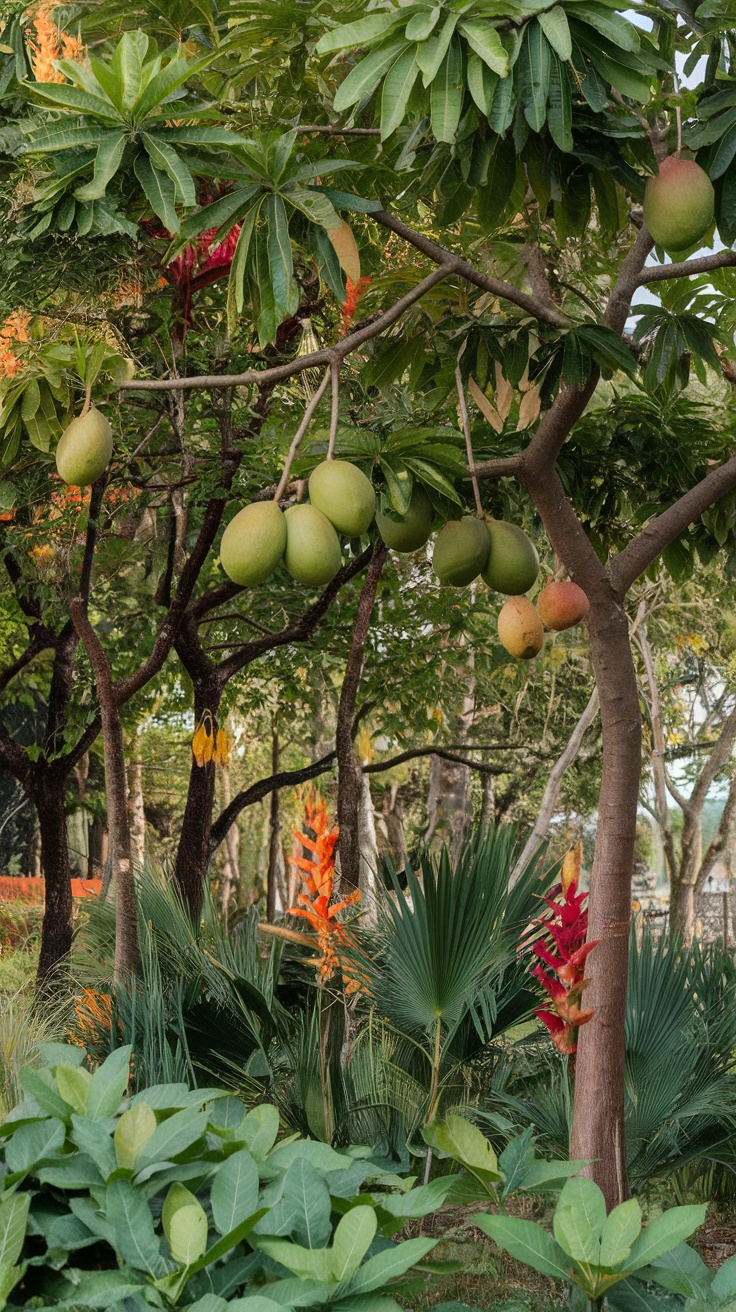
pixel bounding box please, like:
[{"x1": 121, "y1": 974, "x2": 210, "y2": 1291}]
[
  {"x1": 266, "y1": 725, "x2": 284, "y2": 921},
  {"x1": 128, "y1": 758, "x2": 146, "y2": 871},
  {"x1": 34, "y1": 774, "x2": 74, "y2": 987},
  {"x1": 173, "y1": 675, "x2": 222, "y2": 919},
  {"x1": 70, "y1": 600, "x2": 139, "y2": 984},
  {"x1": 336, "y1": 542, "x2": 387, "y2": 889}
]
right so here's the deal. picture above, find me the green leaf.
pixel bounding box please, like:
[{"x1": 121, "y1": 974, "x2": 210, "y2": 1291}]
[
  {"x1": 576, "y1": 4, "x2": 641, "y2": 53},
  {"x1": 406, "y1": 7, "x2": 441, "y2": 41},
  {"x1": 626, "y1": 1205, "x2": 708, "y2": 1271},
  {"x1": 162, "y1": 1184, "x2": 209, "y2": 1266},
  {"x1": 333, "y1": 41, "x2": 407, "y2": 113},
  {"x1": 348, "y1": 1237, "x2": 437, "y2": 1294},
  {"x1": 476, "y1": 1214, "x2": 570, "y2": 1279},
  {"x1": 264, "y1": 192, "x2": 294, "y2": 318},
  {"x1": 111, "y1": 30, "x2": 146, "y2": 111},
  {"x1": 403, "y1": 457, "x2": 462, "y2": 503},
  {"x1": 430, "y1": 38, "x2": 463, "y2": 144},
  {"x1": 381, "y1": 459, "x2": 413, "y2": 514},
  {"x1": 190, "y1": 1209, "x2": 267, "y2": 1273},
  {"x1": 70, "y1": 1115, "x2": 117, "y2": 1182},
  {"x1": 227, "y1": 202, "x2": 261, "y2": 333},
  {"x1": 710, "y1": 123, "x2": 736, "y2": 179},
  {"x1": 279, "y1": 1158, "x2": 332, "y2": 1249},
  {"x1": 142, "y1": 136, "x2": 195, "y2": 206},
  {"x1": 134, "y1": 152, "x2": 179, "y2": 232},
  {"x1": 331, "y1": 1206, "x2": 377, "y2": 1281},
  {"x1": 466, "y1": 53, "x2": 498, "y2": 117},
  {"x1": 20, "y1": 378, "x2": 40, "y2": 423},
  {"x1": 114, "y1": 1101, "x2": 157, "y2": 1169},
  {"x1": 547, "y1": 56, "x2": 573, "y2": 152},
  {"x1": 600, "y1": 1199, "x2": 642, "y2": 1268},
  {"x1": 87, "y1": 1046, "x2": 131, "y2": 1121},
  {"x1": 553, "y1": 1177, "x2": 606, "y2": 1264},
  {"x1": 239, "y1": 1103, "x2": 280, "y2": 1159},
  {"x1": 54, "y1": 1271, "x2": 145, "y2": 1308},
  {"x1": 105, "y1": 1179, "x2": 165, "y2": 1276},
  {"x1": 422, "y1": 1116, "x2": 499, "y2": 1179},
  {"x1": 211, "y1": 1148, "x2": 259, "y2": 1237},
  {"x1": 4, "y1": 1117, "x2": 64, "y2": 1175},
  {"x1": 290, "y1": 187, "x2": 340, "y2": 230},
  {"x1": 538, "y1": 7, "x2": 572, "y2": 60},
  {"x1": 380, "y1": 1176, "x2": 461, "y2": 1219},
  {"x1": 0, "y1": 1262, "x2": 25, "y2": 1310},
  {"x1": 477, "y1": 134, "x2": 516, "y2": 228},
  {"x1": 458, "y1": 20, "x2": 508, "y2": 76},
  {"x1": 138, "y1": 1106, "x2": 209, "y2": 1164},
  {"x1": 519, "y1": 21, "x2": 551, "y2": 134},
  {"x1": 134, "y1": 53, "x2": 213, "y2": 120},
  {"x1": 23, "y1": 81, "x2": 121, "y2": 121},
  {"x1": 253, "y1": 1236, "x2": 335, "y2": 1283},
  {"x1": 310, "y1": 186, "x2": 382, "y2": 215},
  {"x1": 316, "y1": 12, "x2": 407, "y2": 56},
  {"x1": 0, "y1": 1194, "x2": 29, "y2": 1268},
  {"x1": 75, "y1": 131, "x2": 126, "y2": 201},
  {"x1": 380, "y1": 47, "x2": 420, "y2": 141},
  {"x1": 417, "y1": 12, "x2": 459, "y2": 86}
]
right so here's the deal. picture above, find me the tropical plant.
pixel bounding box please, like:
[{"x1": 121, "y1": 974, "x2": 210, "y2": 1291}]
[
  {"x1": 494, "y1": 930, "x2": 736, "y2": 1191},
  {"x1": 0, "y1": 1044, "x2": 461, "y2": 1311},
  {"x1": 481, "y1": 1175, "x2": 707, "y2": 1312}
]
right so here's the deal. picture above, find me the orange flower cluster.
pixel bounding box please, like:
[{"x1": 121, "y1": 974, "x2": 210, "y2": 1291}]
[
  {"x1": 289, "y1": 792, "x2": 362, "y2": 989},
  {"x1": 192, "y1": 712, "x2": 231, "y2": 767},
  {"x1": 29, "y1": 1, "x2": 83, "y2": 83},
  {"x1": 339, "y1": 276, "x2": 372, "y2": 337},
  {"x1": 0, "y1": 311, "x2": 31, "y2": 379},
  {"x1": 70, "y1": 988, "x2": 113, "y2": 1048}
]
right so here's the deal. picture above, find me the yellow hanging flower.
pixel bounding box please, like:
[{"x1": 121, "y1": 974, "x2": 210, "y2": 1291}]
[{"x1": 192, "y1": 712, "x2": 231, "y2": 768}]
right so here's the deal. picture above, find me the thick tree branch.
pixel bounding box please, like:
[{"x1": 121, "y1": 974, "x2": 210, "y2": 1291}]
[
  {"x1": 122, "y1": 267, "x2": 451, "y2": 393},
  {"x1": 638, "y1": 250, "x2": 736, "y2": 285},
  {"x1": 611, "y1": 449, "x2": 736, "y2": 593},
  {"x1": 210, "y1": 751, "x2": 338, "y2": 849}
]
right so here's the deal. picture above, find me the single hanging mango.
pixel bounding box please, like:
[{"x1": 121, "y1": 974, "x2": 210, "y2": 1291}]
[
  {"x1": 220, "y1": 502, "x2": 287, "y2": 586},
  {"x1": 284, "y1": 503, "x2": 342, "y2": 585},
  {"x1": 482, "y1": 520, "x2": 539, "y2": 595},
  {"x1": 497, "y1": 595, "x2": 545, "y2": 659},
  {"x1": 643, "y1": 157, "x2": 714, "y2": 252},
  {"x1": 308, "y1": 459, "x2": 376, "y2": 537},
  {"x1": 432, "y1": 516, "x2": 490, "y2": 586},
  {"x1": 375, "y1": 485, "x2": 434, "y2": 553},
  {"x1": 55, "y1": 406, "x2": 113, "y2": 486},
  {"x1": 537, "y1": 580, "x2": 590, "y2": 631}
]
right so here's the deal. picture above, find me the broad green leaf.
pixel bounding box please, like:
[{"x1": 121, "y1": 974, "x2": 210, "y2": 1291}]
[
  {"x1": 211, "y1": 1148, "x2": 259, "y2": 1236},
  {"x1": 458, "y1": 20, "x2": 508, "y2": 76},
  {"x1": 111, "y1": 30, "x2": 146, "y2": 110},
  {"x1": 75, "y1": 131, "x2": 126, "y2": 201},
  {"x1": 54, "y1": 1064, "x2": 92, "y2": 1116},
  {"x1": 105, "y1": 1179, "x2": 165, "y2": 1276},
  {"x1": 87, "y1": 1046, "x2": 131, "y2": 1121},
  {"x1": 70, "y1": 1115, "x2": 117, "y2": 1181},
  {"x1": 348, "y1": 1237, "x2": 437, "y2": 1293},
  {"x1": 710, "y1": 1252, "x2": 736, "y2": 1299},
  {"x1": 134, "y1": 151, "x2": 179, "y2": 232},
  {"x1": 227, "y1": 202, "x2": 260, "y2": 332},
  {"x1": 406, "y1": 6, "x2": 440, "y2": 41},
  {"x1": 114, "y1": 1101, "x2": 157, "y2": 1169},
  {"x1": 547, "y1": 56, "x2": 573, "y2": 152},
  {"x1": 417, "y1": 11, "x2": 458, "y2": 86},
  {"x1": 238, "y1": 1103, "x2": 280, "y2": 1159},
  {"x1": 252, "y1": 1236, "x2": 335, "y2": 1283},
  {"x1": 190, "y1": 1209, "x2": 267, "y2": 1272},
  {"x1": 331, "y1": 1206, "x2": 377, "y2": 1281},
  {"x1": 53, "y1": 1271, "x2": 145, "y2": 1308},
  {"x1": 422, "y1": 1115, "x2": 499, "y2": 1178},
  {"x1": 380, "y1": 46, "x2": 420, "y2": 141},
  {"x1": 0, "y1": 1194, "x2": 29, "y2": 1268},
  {"x1": 23, "y1": 82, "x2": 121, "y2": 121},
  {"x1": 142, "y1": 135, "x2": 195, "y2": 206},
  {"x1": 134, "y1": 53, "x2": 213, "y2": 120},
  {"x1": 403, "y1": 457, "x2": 462, "y2": 503},
  {"x1": 476, "y1": 1214, "x2": 570, "y2": 1279},
  {"x1": 278, "y1": 1158, "x2": 332, "y2": 1249},
  {"x1": 162, "y1": 1184, "x2": 208, "y2": 1266},
  {"x1": 577, "y1": 4, "x2": 640, "y2": 53},
  {"x1": 0, "y1": 1262, "x2": 25, "y2": 1310},
  {"x1": 466, "y1": 52, "x2": 498, "y2": 117},
  {"x1": 430, "y1": 38, "x2": 463, "y2": 143},
  {"x1": 600, "y1": 1199, "x2": 642, "y2": 1268},
  {"x1": 290, "y1": 187, "x2": 341, "y2": 230},
  {"x1": 519, "y1": 21, "x2": 551, "y2": 134},
  {"x1": 710, "y1": 123, "x2": 736, "y2": 179},
  {"x1": 20, "y1": 1066, "x2": 75, "y2": 1118},
  {"x1": 138, "y1": 1107, "x2": 209, "y2": 1164},
  {"x1": 626, "y1": 1205, "x2": 707, "y2": 1271},
  {"x1": 20, "y1": 378, "x2": 40, "y2": 422},
  {"x1": 316, "y1": 12, "x2": 407, "y2": 55},
  {"x1": 20, "y1": 123, "x2": 112, "y2": 153},
  {"x1": 553, "y1": 1177, "x2": 606, "y2": 1264},
  {"x1": 380, "y1": 1176, "x2": 461, "y2": 1218},
  {"x1": 334, "y1": 40, "x2": 407, "y2": 112},
  {"x1": 538, "y1": 7, "x2": 572, "y2": 59},
  {"x1": 382, "y1": 460, "x2": 413, "y2": 515}
]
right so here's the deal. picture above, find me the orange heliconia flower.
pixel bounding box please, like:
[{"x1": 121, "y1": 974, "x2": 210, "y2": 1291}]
[
  {"x1": 0, "y1": 311, "x2": 31, "y2": 379},
  {"x1": 70, "y1": 988, "x2": 113, "y2": 1047},
  {"x1": 288, "y1": 792, "x2": 362, "y2": 989},
  {"x1": 339, "y1": 276, "x2": 372, "y2": 337},
  {"x1": 29, "y1": 2, "x2": 83, "y2": 83}
]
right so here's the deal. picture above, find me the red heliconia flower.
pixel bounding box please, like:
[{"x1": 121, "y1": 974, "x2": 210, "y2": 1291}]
[
  {"x1": 288, "y1": 791, "x2": 362, "y2": 991},
  {"x1": 168, "y1": 225, "x2": 242, "y2": 331},
  {"x1": 340, "y1": 276, "x2": 371, "y2": 337},
  {"x1": 526, "y1": 841, "x2": 598, "y2": 1055}
]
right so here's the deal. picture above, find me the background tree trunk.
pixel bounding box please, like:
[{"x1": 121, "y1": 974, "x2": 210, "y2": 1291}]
[
  {"x1": 128, "y1": 758, "x2": 146, "y2": 870},
  {"x1": 34, "y1": 774, "x2": 74, "y2": 987},
  {"x1": 266, "y1": 724, "x2": 284, "y2": 921},
  {"x1": 173, "y1": 677, "x2": 222, "y2": 918}
]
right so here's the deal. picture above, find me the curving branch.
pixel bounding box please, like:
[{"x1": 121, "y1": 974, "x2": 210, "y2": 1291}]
[
  {"x1": 637, "y1": 250, "x2": 736, "y2": 285},
  {"x1": 611, "y1": 448, "x2": 736, "y2": 594},
  {"x1": 121, "y1": 266, "x2": 451, "y2": 394}
]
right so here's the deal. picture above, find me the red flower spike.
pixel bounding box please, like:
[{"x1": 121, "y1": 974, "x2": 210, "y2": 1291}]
[
  {"x1": 526, "y1": 847, "x2": 598, "y2": 1058},
  {"x1": 287, "y1": 790, "x2": 363, "y2": 991}
]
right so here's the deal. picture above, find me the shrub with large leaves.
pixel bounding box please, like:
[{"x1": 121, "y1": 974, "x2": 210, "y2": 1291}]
[{"x1": 18, "y1": 30, "x2": 236, "y2": 238}]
